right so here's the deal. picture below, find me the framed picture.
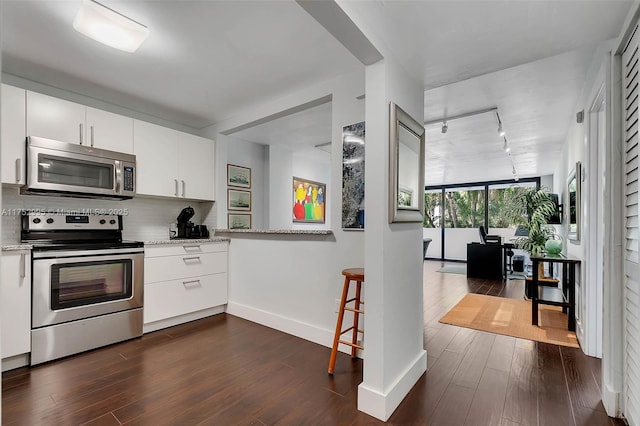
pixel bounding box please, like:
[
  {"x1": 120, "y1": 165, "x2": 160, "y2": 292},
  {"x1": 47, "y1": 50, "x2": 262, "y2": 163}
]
[
  {"x1": 227, "y1": 189, "x2": 251, "y2": 211},
  {"x1": 342, "y1": 121, "x2": 365, "y2": 230},
  {"x1": 293, "y1": 177, "x2": 326, "y2": 223},
  {"x1": 227, "y1": 164, "x2": 251, "y2": 188},
  {"x1": 228, "y1": 213, "x2": 251, "y2": 229}
]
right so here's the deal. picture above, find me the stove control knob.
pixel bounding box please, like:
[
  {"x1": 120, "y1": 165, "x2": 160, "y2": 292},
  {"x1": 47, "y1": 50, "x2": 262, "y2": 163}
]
[
  {"x1": 99, "y1": 219, "x2": 106, "y2": 225},
  {"x1": 46, "y1": 218, "x2": 54, "y2": 224},
  {"x1": 109, "y1": 219, "x2": 116, "y2": 225},
  {"x1": 32, "y1": 218, "x2": 41, "y2": 224}
]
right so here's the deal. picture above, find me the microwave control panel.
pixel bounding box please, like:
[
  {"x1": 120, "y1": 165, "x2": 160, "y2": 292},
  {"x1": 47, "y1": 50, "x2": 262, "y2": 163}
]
[{"x1": 123, "y1": 166, "x2": 135, "y2": 192}]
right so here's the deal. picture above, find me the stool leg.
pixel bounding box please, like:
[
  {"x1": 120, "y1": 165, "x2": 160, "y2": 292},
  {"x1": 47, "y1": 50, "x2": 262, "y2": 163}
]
[
  {"x1": 328, "y1": 277, "x2": 350, "y2": 374},
  {"x1": 351, "y1": 280, "x2": 362, "y2": 358}
]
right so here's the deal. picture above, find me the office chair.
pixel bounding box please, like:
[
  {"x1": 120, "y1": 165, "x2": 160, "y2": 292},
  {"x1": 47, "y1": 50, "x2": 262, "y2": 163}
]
[{"x1": 478, "y1": 225, "x2": 501, "y2": 244}]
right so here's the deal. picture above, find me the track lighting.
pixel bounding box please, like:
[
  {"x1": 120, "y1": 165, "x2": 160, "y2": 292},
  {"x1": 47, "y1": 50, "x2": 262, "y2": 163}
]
[
  {"x1": 503, "y1": 138, "x2": 510, "y2": 153},
  {"x1": 441, "y1": 121, "x2": 448, "y2": 134},
  {"x1": 496, "y1": 111, "x2": 506, "y2": 137}
]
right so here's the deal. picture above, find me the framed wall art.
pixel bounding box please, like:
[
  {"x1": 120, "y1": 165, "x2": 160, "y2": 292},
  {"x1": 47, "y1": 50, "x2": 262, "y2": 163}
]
[
  {"x1": 227, "y1": 189, "x2": 251, "y2": 211},
  {"x1": 293, "y1": 177, "x2": 326, "y2": 223},
  {"x1": 228, "y1": 213, "x2": 252, "y2": 229},
  {"x1": 342, "y1": 121, "x2": 365, "y2": 229},
  {"x1": 227, "y1": 164, "x2": 251, "y2": 188}
]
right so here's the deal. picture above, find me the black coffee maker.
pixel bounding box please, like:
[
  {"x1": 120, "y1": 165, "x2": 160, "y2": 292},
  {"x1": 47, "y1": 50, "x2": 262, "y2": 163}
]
[{"x1": 176, "y1": 206, "x2": 209, "y2": 239}]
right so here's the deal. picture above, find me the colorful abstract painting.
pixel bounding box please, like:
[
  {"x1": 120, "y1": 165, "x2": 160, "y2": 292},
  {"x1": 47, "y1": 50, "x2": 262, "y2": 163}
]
[
  {"x1": 342, "y1": 121, "x2": 365, "y2": 229},
  {"x1": 292, "y1": 177, "x2": 326, "y2": 223}
]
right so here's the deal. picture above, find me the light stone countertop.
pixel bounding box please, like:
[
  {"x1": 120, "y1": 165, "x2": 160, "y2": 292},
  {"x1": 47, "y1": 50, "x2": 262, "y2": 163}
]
[
  {"x1": 2, "y1": 244, "x2": 33, "y2": 251},
  {"x1": 144, "y1": 237, "x2": 230, "y2": 245},
  {"x1": 215, "y1": 229, "x2": 333, "y2": 235}
]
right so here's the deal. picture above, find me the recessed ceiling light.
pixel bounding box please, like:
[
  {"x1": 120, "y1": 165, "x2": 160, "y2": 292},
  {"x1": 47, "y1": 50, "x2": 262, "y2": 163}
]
[{"x1": 73, "y1": 0, "x2": 149, "y2": 53}]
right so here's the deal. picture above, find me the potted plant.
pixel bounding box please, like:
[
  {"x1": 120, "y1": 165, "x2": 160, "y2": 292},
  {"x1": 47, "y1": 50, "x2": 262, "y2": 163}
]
[{"x1": 507, "y1": 187, "x2": 559, "y2": 255}]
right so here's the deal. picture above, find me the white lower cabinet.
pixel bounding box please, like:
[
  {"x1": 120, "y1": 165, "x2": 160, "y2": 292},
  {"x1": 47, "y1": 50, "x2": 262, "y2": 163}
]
[
  {"x1": 1, "y1": 250, "x2": 31, "y2": 364},
  {"x1": 143, "y1": 242, "x2": 228, "y2": 331}
]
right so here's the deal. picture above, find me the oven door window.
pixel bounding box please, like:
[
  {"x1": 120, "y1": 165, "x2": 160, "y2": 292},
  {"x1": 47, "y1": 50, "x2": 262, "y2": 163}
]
[
  {"x1": 38, "y1": 154, "x2": 114, "y2": 189},
  {"x1": 51, "y1": 260, "x2": 132, "y2": 309}
]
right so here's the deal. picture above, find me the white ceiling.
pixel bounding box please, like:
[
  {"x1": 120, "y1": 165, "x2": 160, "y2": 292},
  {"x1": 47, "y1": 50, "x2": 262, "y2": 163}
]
[{"x1": 1, "y1": 0, "x2": 634, "y2": 185}]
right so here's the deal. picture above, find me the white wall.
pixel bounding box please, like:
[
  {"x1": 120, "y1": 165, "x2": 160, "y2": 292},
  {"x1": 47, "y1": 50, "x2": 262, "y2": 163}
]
[
  {"x1": 200, "y1": 68, "x2": 366, "y2": 377},
  {"x1": 227, "y1": 138, "x2": 267, "y2": 229},
  {"x1": 267, "y1": 145, "x2": 294, "y2": 229}
]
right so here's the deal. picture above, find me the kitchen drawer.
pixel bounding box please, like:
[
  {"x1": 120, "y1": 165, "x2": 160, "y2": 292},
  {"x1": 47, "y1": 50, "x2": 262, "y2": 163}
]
[
  {"x1": 144, "y1": 242, "x2": 227, "y2": 258},
  {"x1": 143, "y1": 273, "x2": 228, "y2": 324},
  {"x1": 144, "y1": 251, "x2": 227, "y2": 283}
]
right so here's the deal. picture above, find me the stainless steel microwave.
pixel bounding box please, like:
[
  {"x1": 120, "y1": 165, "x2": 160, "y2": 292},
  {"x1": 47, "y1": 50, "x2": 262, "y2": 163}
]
[{"x1": 22, "y1": 136, "x2": 136, "y2": 199}]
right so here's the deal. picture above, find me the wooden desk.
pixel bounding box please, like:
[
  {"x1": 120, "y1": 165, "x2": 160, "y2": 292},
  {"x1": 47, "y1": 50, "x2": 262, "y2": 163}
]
[{"x1": 530, "y1": 253, "x2": 581, "y2": 331}]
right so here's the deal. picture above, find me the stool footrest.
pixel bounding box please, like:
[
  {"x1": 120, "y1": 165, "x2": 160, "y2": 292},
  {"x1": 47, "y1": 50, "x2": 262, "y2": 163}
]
[
  {"x1": 338, "y1": 339, "x2": 363, "y2": 350},
  {"x1": 343, "y1": 306, "x2": 364, "y2": 314},
  {"x1": 345, "y1": 297, "x2": 364, "y2": 305},
  {"x1": 340, "y1": 326, "x2": 363, "y2": 336}
]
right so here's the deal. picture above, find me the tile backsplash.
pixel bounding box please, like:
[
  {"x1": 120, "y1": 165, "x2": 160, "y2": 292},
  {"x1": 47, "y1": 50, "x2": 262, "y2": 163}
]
[{"x1": 1, "y1": 186, "x2": 216, "y2": 244}]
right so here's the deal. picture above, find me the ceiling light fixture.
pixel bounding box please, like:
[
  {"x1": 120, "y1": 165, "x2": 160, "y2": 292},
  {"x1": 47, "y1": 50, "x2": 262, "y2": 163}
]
[
  {"x1": 503, "y1": 138, "x2": 511, "y2": 153},
  {"x1": 73, "y1": 0, "x2": 149, "y2": 53},
  {"x1": 496, "y1": 112, "x2": 506, "y2": 137},
  {"x1": 441, "y1": 121, "x2": 448, "y2": 134}
]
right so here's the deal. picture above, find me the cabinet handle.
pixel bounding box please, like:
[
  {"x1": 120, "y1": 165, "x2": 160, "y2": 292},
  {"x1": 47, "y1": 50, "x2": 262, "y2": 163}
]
[
  {"x1": 183, "y1": 245, "x2": 201, "y2": 252},
  {"x1": 174, "y1": 179, "x2": 179, "y2": 197},
  {"x1": 183, "y1": 256, "x2": 201, "y2": 262},
  {"x1": 79, "y1": 123, "x2": 83, "y2": 145},
  {"x1": 181, "y1": 180, "x2": 186, "y2": 197},
  {"x1": 15, "y1": 158, "x2": 21, "y2": 183},
  {"x1": 90, "y1": 125, "x2": 94, "y2": 147},
  {"x1": 19, "y1": 253, "x2": 26, "y2": 279},
  {"x1": 183, "y1": 279, "x2": 201, "y2": 288}
]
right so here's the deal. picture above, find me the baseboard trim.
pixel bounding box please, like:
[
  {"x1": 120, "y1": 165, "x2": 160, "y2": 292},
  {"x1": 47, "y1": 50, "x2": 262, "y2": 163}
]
[
  {"x1": 602, "y1": 383, "x2": 621, "y2": 418},
  {"x1": 358, "y1": 349, "x2": 427, "y2": 421},
  {"x1": 226, "y1": 301, "x2": 338, "y2": 350},
  {"x1": 143, "y1": 305, "x2": 225, "y2": 333},
  {"x1": 2, "y1": 353, "x2": 30, "y2": 372}
]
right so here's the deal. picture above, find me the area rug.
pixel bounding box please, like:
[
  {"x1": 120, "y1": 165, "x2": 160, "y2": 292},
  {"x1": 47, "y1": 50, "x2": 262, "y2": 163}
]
[
  {"x1": 436, "y1": 265, "x2": 467, "y2": 275},
  {"x1": 439, "y1": 293, "x2": 579, "y2": 348}
]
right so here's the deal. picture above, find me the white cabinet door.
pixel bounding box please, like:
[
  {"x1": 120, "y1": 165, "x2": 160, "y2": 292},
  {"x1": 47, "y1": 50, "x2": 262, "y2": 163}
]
[
  {"x1": 1, "y1": 251, "x2": 31, "y2": 359},
  {"x1": 1, "y1": 84, "x2": 26, "y2": 184},
  {"x1": 86, "y1": 107, "x2": 134, "y2": 153},
  {"x1": 133, "y1": 120, "x2": 179, "y2": 197},
  {"x1": 26, "y1": 91, "x2": 86, "y2": 144},
  {"x1": 178, "y1": 132, "x2": 215, "y2": 201}
]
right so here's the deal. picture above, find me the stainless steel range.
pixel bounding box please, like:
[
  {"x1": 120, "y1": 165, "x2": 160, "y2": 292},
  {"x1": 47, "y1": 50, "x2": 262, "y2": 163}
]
[{"x1": 22, "y1": 212, "x2": 143, "y2": 365}]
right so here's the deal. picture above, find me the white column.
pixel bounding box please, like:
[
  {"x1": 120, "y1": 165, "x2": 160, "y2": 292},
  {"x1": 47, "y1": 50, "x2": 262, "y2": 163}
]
[{"x1": 358, "y1": 55, "x2": 426, "y2": 421}]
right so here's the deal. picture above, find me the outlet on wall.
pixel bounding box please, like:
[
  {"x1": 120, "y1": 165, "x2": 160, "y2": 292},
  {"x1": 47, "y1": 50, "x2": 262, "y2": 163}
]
[{"x1": 334, "y1": 299, "x2": 340, "y2": 313}]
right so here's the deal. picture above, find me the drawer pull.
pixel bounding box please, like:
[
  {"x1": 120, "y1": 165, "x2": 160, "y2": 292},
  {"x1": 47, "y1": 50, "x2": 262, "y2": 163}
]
[
  {"x1": 183, "y1": 279, "x2": 201, "y2": 288},
  {"x1": 183, "y1": 245, "x2": 201, "y2": 252},
  {"x1": 183, "y1": 256, "x2": 201, "y2": 262}
]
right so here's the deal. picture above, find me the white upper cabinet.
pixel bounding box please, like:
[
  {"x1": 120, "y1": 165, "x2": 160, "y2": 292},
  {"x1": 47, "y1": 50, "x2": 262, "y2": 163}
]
[
  {"x1": 26, "y1": 91, "x2": 134, "y2": 153},
  {"x1": 1, "y1": 84, "x2": 26, "y2": 184},
  {"x1": 133, "y1": 120, "x2": 215, "y2": 201},
  {"x1": 133, "y1": 120, "x2": 180, "y2": 198},
  {"x1": 85, "y1": 107, "x2": 134, "y2": 153},
  {"x1": 26, "y1": 91, "x2": 86, "y2": 144},
  {"x1": 178, "y1": 132, "x2": 215, "y2": 201}
]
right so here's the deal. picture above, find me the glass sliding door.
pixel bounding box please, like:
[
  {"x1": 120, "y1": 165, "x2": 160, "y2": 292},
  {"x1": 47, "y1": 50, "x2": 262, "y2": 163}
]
[
  {"x1": 423, "y1": 189, "x2": 443, "y2": 258},
  {"x1": 487, "y1": 182, "x2": 537, "y2": 241},
  {"x1": 444, "y1": 186, "x2": 485, "y2": 260}
]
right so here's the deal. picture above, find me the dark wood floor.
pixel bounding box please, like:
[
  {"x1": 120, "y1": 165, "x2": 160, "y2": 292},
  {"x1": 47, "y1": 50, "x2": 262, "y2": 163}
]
[{"x1": 2, "y1": 261, "x2": 623, "y2": 425}]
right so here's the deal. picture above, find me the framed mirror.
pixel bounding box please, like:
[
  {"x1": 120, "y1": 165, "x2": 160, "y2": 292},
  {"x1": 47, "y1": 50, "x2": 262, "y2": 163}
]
[
  {"x1": 567, "y1": 161, "x2": 581, "y2": 241},
  {"x1": 389, "y1": 102, "x2": 426, "y2": 223}
]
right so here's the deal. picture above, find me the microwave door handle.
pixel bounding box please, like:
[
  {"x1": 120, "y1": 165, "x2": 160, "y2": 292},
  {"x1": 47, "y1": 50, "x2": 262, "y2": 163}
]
[{"x1": 115, "y1": 162, "x2": 122, "y2": 194}]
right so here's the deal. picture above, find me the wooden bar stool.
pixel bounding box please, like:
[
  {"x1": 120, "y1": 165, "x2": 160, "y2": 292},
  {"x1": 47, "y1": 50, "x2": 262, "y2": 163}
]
[{"x1": 328, "y1": 268, "x2": 364, "y2": 375}]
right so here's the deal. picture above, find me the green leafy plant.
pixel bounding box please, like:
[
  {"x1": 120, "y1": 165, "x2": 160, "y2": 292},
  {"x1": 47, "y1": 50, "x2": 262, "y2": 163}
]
[{"x1": 506, "y1": 187, "x2": 558, "y2": 255}]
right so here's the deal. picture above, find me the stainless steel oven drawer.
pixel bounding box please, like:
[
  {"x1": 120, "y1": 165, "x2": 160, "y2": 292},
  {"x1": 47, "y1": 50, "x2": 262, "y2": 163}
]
[{"x1": 31, "y1": 308, "x2": 142, "y2": 365}]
